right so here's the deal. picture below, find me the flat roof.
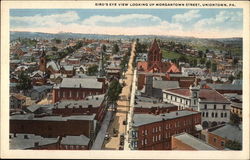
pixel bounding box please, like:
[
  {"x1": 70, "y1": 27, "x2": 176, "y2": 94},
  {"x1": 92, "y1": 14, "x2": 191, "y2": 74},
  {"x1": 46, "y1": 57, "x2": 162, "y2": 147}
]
[
  {"x1": 61, "y1": 135, "x2": 90, "y2": 146},
  {"x1": 133, "y1": 110, "x2": 199, "y2": 127},
  {"x1": 173, "y1": 132, "x2": 216, "y2": 150},
  {"x1": 10, "y1": 114, "x2": 96, "y2": 121},
  {"x1": 58, "y1": 77, "x2": 103, "y2": 89},
  {"x1": 9, "y1": 133, "x2": 58, "y2": 149}
]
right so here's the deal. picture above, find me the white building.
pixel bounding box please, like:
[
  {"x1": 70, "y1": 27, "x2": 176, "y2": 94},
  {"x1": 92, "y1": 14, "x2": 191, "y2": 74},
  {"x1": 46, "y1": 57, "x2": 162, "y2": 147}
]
[{"x1": 163, "y1": 82, "x2": 231, "y2": 128}]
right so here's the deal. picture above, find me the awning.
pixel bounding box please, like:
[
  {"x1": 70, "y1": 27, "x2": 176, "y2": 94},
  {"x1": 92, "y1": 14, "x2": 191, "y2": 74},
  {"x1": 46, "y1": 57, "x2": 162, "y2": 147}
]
[{"x1": 195, "y1": 124, "x2": 203, "y2": 131}]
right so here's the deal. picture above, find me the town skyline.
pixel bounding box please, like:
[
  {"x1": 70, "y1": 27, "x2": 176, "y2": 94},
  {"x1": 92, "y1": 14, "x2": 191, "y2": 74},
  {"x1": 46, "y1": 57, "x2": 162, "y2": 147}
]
[{"x1": 10, "y1": 9, "x2": 242, "y2": 38}]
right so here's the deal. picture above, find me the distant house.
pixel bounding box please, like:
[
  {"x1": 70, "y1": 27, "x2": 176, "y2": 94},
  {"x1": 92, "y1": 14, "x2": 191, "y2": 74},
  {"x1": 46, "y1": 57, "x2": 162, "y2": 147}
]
[
  {"x1": 29, "y1": 85, "x2": 52, "y2": 101},
  {"x1": 10, "y1": 93, "x2": 27, "y2": 110},
  {"x1": 30, "y1": 70, "x2": 46, "y2": 85},
  {"x1": 60, "y1": 135, "x2": 90, "y2": 150}
]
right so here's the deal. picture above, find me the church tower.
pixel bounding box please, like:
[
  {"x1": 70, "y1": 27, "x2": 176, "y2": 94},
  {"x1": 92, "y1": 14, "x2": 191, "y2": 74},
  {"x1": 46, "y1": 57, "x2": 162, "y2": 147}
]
[
  {"x1": 147, "y1": 39, "x2": 162, "y2": 73},
  {"x1": 39, "y1": 49, "x2": 47, "y2": 72}
]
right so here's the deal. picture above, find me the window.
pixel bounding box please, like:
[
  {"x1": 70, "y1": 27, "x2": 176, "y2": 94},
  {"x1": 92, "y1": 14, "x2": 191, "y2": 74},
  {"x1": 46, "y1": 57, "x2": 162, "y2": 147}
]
[
  {"x1": 69, "y1": 91, "x2": 72, "y2": 98},
  {"x1": 153, "y1": 128, "x2": 155, "y2": 133},
  {"x1": 214, "y1": 138, "x2": 217, "y2": 143},
  {"x1": 224, "y1": 113, "x2": 227, "y2": 117},
  {"x1": 214, "y1": 105, "x2": 217, "y2": 110},
  {"x1": 134, "y1": 141, "x2": 138, "y2": 148},
  {"x1": 204, "y1": 104, "x2": 207, "y2": 110},
  {"x1": 58, "y1": 91, "x2": 60, "y2": 98},
  {"x1": 142, "y1": 140, "x2": 144, "y2": 146},
  {"x1": 212, "y1": 112, "x2": 214, "y2": 117},
  {"x1": 145, "y1": 130, "x2": 148, "y2": 135},
  {"x1": 156, "y1": 136, "x2": 158, "y2": 142},
  {"x1": 221, "y1": 113, "x2": 224, "y2": 118},
  {"x1": 186, "y1": 100, "x2": 188, "y2": 105},
  {"x1": 194, "y1": 100, "x2": 196, "y2": 105},
  {"x1": 171, "y1": 96, "x2": 173, "y2": 100},
  {"x1": 159, "y1": 135, "x2": 161, "y2": 141},
  {"x1": 223, "y1": 105, "x2": 226, "y2": 110},
  {"x1": 142, "y1": 130, "x2": 144, "y2": 135},
  {"x1": 166, "y1": 124, "x2": 168, "y2": 129},
  {"x1": 215, "y1": 113, "x2": 218, "y2": 118},
  {"x1": 145, "y1": 139, "x2": 147, "y2": 145},
  {"x1": 175, "y1": 97, "x2": 177, "y2": 101},
  {"x1": 63, "y1": 91, "x2": 65, "y2": 98},
  {"x1": 221, "y1": 141, "x2": 225, "y2": 147},
  {"x1": 153, "y1": 136, "x2": 155, "y2": 143},
  {"x1": 76, "y1": 91, "x2": 79, "y2": 98},
  {"x1": 206, "y1": 112, "x2": 208, "y2": 117},
  {"x1": 180, "y1": 99, "x2": 182, "y2": 103},
  {"x1": 156, "y1": 127, "x2": 158, "y2": 132},
  {"x1": 202, "y1": 112, "x2": 205, "y2": 117},
  {"x1": 159, "y1": 126, "x2": 161, "y2": 131}
]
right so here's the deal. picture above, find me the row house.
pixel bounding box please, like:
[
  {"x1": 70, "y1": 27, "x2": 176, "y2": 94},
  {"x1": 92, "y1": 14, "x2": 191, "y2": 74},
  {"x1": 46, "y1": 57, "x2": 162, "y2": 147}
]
[{"x1": 129, "y1": 110, "x2": 201, "y2": 150}]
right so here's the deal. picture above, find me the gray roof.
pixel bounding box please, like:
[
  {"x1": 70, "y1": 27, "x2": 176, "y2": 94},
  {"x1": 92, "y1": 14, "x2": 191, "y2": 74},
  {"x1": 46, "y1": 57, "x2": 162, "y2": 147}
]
[
  {"x1": 135, "y1": 101, "x2": 176, "y2": 109},
  {"x1": 61, "y1": 135, "x2": 90, "y2": 146},
  {"x1": 26, "y1": 104, "x2": 53, "y2": 113},
  {"x1": 211, "y1": 124, "x2": 242, "y2": 143},
  {"x1": 133, "y1": 110, "x2": 199, "y2": 127},
  {"x1": 46, "y1": 61, "x2": 60, "y2": 71},
  {"x1": 10, "y1": 114, "x2": 96, "y2": 121},
  {"x1": 173, "y1": 133, "x2": 216, "y2": 150},
  {"x1": 57, "y1": 94, "x2": 105, "y2": 109},
  {"x1": 153, "y1": 80, "x2": 179, "y2": 90},
  {"x1": 135, "y1": 95, "x2": 159, "y2": 103},
  {"x1": 59, "y1": 78, "x2": 103, "y2": 89},
  {"x1": 33, "y1": 85, "x2": 52, "y2": 93},
  {"x1": 63, "y1": 65, "x2": 74, "y2": 71},
  {"x1": 9, "y1": 133, "x2": 58, "y2": 149},
  {"x1": 231, "y1": 102, "x2": 242, "y2": 109},
  {"x1": 207, "y1": 83, "x2": 242, "y2": 91}
]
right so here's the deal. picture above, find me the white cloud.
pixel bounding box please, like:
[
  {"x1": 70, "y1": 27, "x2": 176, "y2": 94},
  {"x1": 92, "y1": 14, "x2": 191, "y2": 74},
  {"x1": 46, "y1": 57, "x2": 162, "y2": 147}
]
[
  {"x1": 10, "y1": 11, "x2": 80, "y2": 27},
  {"x1": 10, "y1": 10, "x2": 242, "y2": 38},
  {"x1": 172, "y1": 10, "x2": 201, "y2": 23},
  {"x1": 194, "y1": 11, "x2": 242, "y2": 30}
]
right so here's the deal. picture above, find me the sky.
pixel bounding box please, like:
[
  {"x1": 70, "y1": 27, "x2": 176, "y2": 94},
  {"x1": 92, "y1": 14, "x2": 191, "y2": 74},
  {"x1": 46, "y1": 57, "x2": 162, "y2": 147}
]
[{"x1": 10, "y1": 9, "x2": 243, "y2": 38}]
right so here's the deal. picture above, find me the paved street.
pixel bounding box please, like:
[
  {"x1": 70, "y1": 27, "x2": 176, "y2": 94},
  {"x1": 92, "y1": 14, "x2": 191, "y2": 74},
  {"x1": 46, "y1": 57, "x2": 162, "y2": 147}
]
[
  {"x1": 91, "y1": 110, "x2": 112, "y2": 150},
  {"x1": 103, "y1": 41, "x2": 136, "y2": 150}
]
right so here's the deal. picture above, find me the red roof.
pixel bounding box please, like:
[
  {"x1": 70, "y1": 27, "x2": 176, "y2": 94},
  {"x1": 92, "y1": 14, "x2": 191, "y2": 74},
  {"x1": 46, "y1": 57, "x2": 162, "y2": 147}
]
[
  {"x1": 166, "y1": 88, "x2": 230, "y2": 103},
  {"x1": 137, "y1": 61, "x2": 148, "y2": 71},
  {"x1": 166, "y1": 63, "x2": 180, "y2": 73}
]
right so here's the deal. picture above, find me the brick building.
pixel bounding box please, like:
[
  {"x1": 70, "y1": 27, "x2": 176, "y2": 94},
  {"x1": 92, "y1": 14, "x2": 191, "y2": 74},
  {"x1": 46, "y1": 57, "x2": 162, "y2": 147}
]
[
  {"x1": 205, "y1": 124, "x2": 242, "y2": 150},
  {"x1": 129, "y1": 110, "x2": 202, "y2": 150},
  {"x1": 171, "y1": 132, "x2": 216, "y2": 150},
  {"x1": 10, "y1": 114, "x2": 96, "y2": 140},
  {"x1": 53, "y1": 94, "x2": 106, "y2": 122},
  {"x1": 52, "y1": 77, "x2": 106, "y2": 103}
]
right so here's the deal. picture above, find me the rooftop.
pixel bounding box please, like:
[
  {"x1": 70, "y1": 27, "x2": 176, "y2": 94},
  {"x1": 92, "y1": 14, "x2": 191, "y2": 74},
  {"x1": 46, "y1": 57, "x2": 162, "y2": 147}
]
[
  {"x1": 56, "y1": 94, "x2": 105, "y2": 109},
  {"x1": 211, "y1": 124, "x2": 242, "y2": 143},
  {"x1": 153, "y1": 79, "x2": 179, "y2": 90},
  {"x1": 58, "y1": 77, "x2": 103, "y2": 89},
  {"x1": 207, "y1": 83, "x2": 242, "y2": 91},
  {"x1": 164, "y1": 88, "x2": 230, "y2": 104},
  {"x1": 173, "y1": 132, "x2": 216, "y2": 150},
  {"x1": 10, "y1": 114, "x2": 96, "y2": 121},
  {"x1": 61, "y1": 135, "x2": 90, "y2": 146},
  {"x1": 133, "y1": 110, "x2": 199, "y2": 127},
  {"x1": 9, "y1": 133, "x2": 58, "y2": 149}
]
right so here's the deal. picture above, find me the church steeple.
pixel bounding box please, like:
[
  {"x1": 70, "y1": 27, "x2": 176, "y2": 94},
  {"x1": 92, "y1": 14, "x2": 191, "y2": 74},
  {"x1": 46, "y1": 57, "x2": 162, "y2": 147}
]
[
  {"x1": 39, "y1": 48, "x2": 47, "y2": 72},
  {"x1": 147, "y1": 39, "x2": 162, "y2": 72}
]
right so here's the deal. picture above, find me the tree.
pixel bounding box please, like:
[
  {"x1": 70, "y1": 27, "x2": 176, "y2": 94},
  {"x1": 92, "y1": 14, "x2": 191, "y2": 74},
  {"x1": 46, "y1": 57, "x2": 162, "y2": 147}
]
[
  {"x1": 198, "y1": 50, "x2": 204, "y2": 58},
  {"x1": 107, "y1": 79, "x2": 122, "y2": 104},
  {"x1": 211, "y1": 63, "x2": 217, "y2": 72},
  {"x1": 112, "y1": 43, "x2": 119, "y2": 54},
  {"x1": 16, "y1": 71, "x2": 32, "y2": 91},
  {"x1": 102, "y1": 44, "x2": 107, "y2": 52},
  {"x1": 206, "y1": 60, "x2": 211, "y2": 69},
  {"x1": 51, "y1": 46, "x2": 58, "y2": 51},
  {"x1": 205, "y1": 49, "x2": 210, "y2": 53},
  {"x1": 87, "y1": 65, "x2": 98, "y2": 76},
  {"x1": 225, "y1": 140, "x2": 242, "y2": 150},
  {"x1": 178, "y1": 55, "x2": 188, "y2": 63},
  {"x1": 228, "y1": 75, "x2": 235, "y2": 82},
  {"x1": 230, "y1": 113, "x2": 241, "y2": 125},
  {"x1": 200, "y1": 58, "x2": 206, "y2": 65}
]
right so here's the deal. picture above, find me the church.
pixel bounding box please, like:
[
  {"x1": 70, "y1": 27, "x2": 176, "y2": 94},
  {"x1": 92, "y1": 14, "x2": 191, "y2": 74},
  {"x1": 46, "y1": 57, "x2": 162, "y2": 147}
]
[{"x1": 137, "y1": 39, "x2": 180, "y2": 73}]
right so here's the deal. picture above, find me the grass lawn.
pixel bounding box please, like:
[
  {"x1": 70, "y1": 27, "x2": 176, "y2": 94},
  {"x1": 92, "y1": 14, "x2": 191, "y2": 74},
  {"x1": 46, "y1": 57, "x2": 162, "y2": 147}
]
[{"x1": 162, "y1": 49, "x2": 201, "y2": 62}]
